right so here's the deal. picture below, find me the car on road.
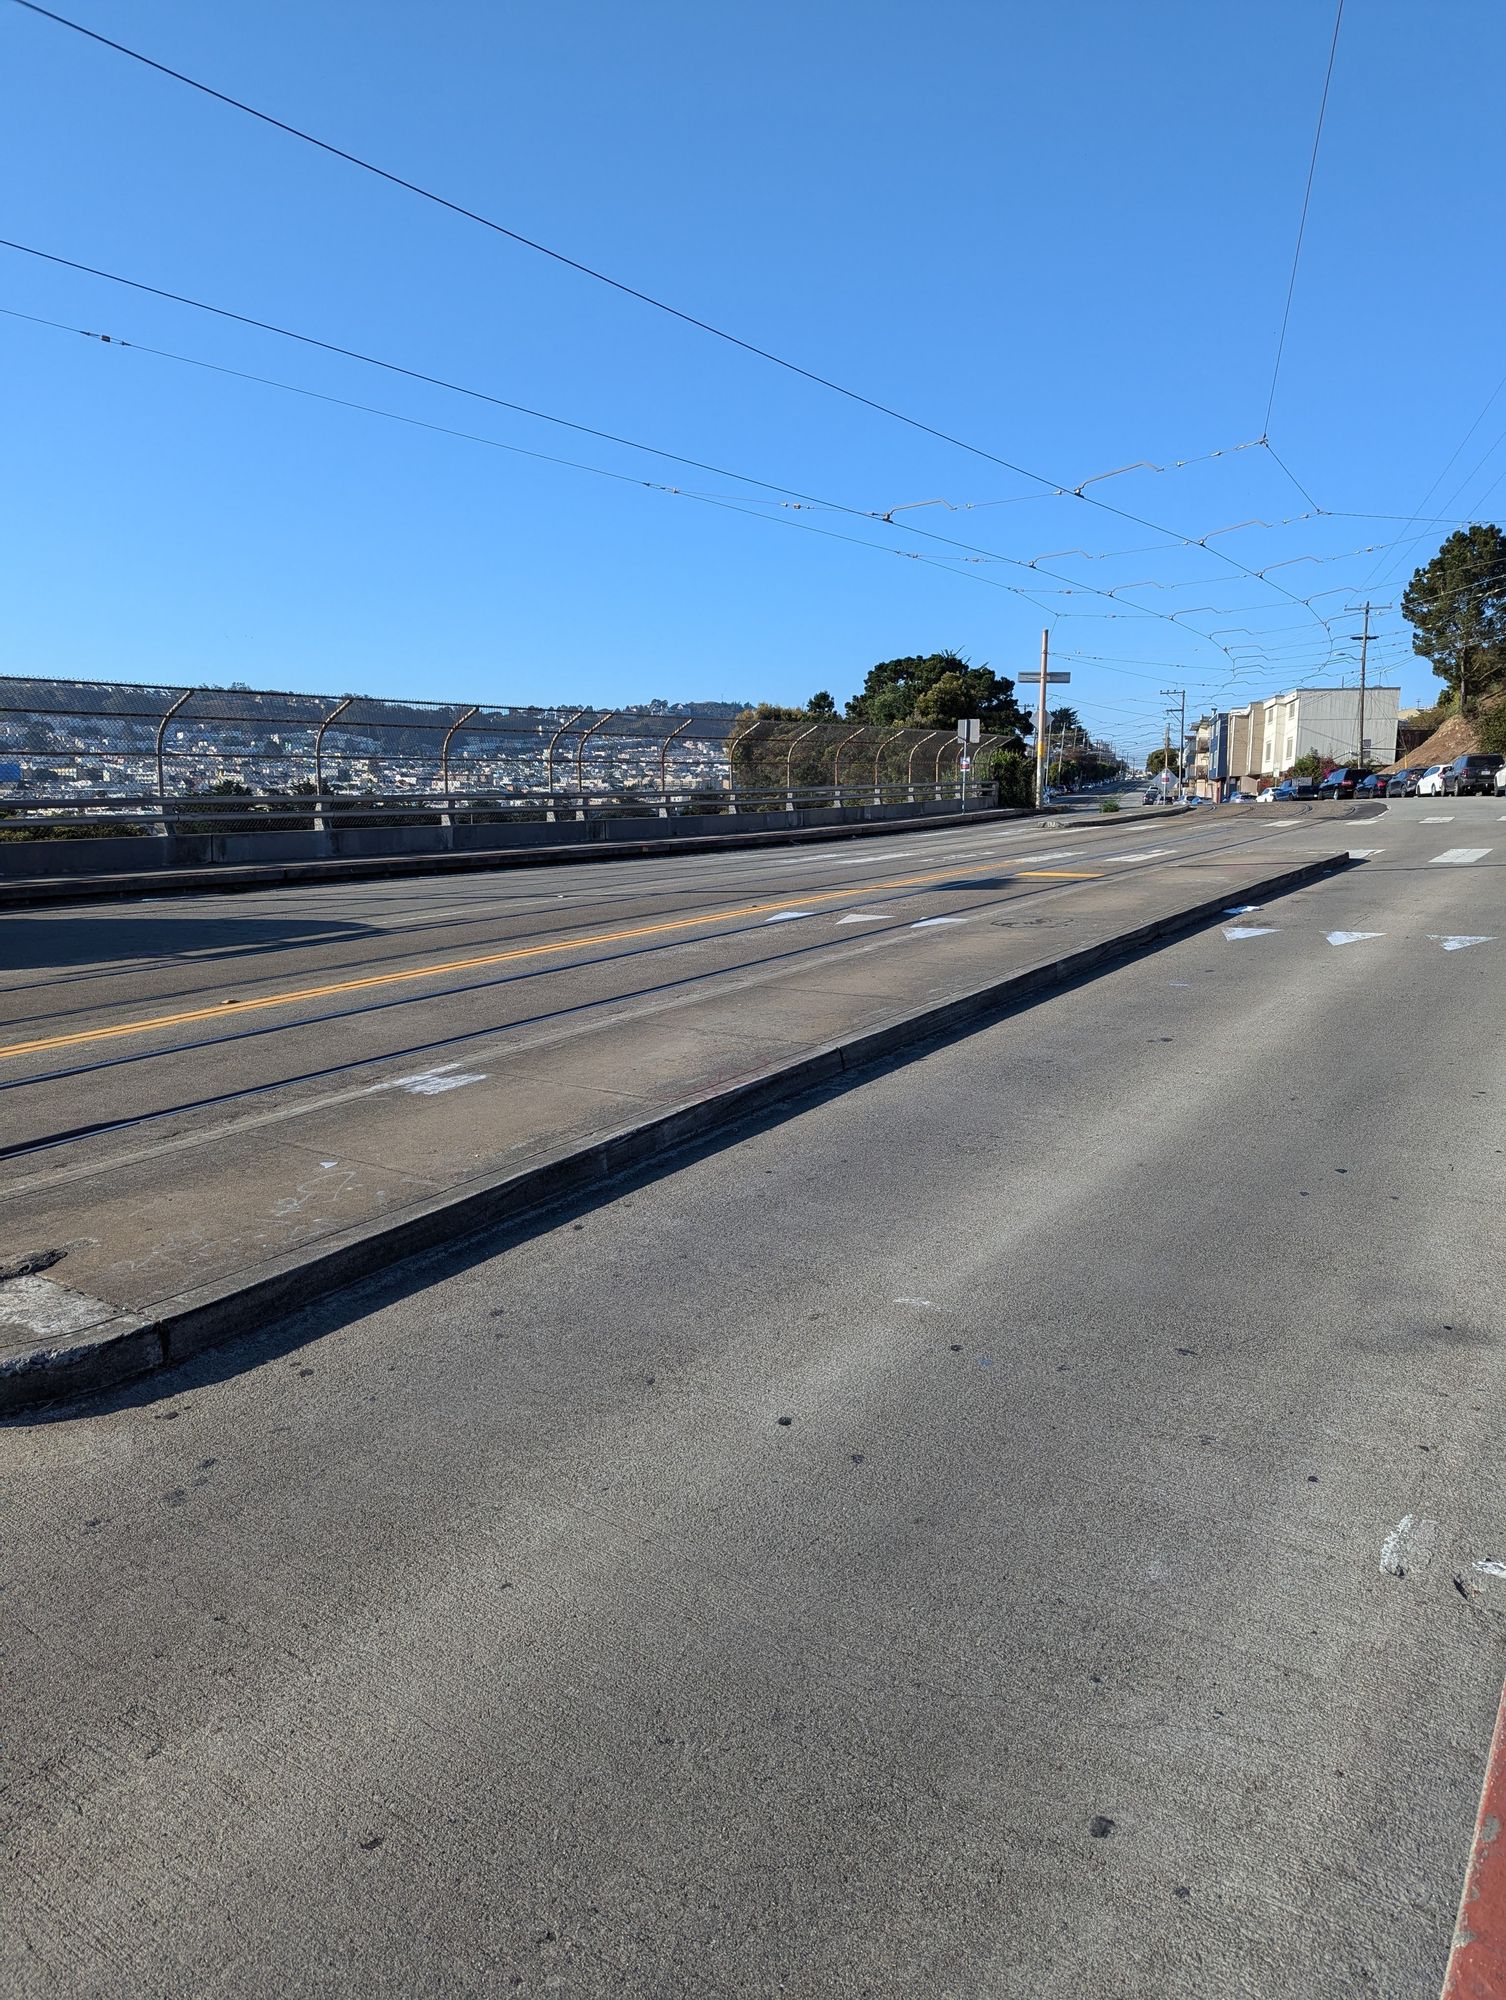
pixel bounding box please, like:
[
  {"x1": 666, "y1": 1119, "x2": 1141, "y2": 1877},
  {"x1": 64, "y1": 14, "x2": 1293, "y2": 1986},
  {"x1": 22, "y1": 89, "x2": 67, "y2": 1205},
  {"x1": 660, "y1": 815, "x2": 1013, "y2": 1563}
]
[
  {"x1": 1318, "y1": 767, "x2": 1365, "y2": 800},
  {"x1": 1271, "y1": 776, "x2": 1317, "y2": 801},
  {"x1": 1417, "y1": 764, "x2": 1448, "y2": 797},
  {"x1": 1443, "y1": 753, "x2": 1504, "y2": 796},
  {"x1": 1256, "y1": 786, "x2": 1276, "y2": 802},
  {"x1": 1384, "y1": 769, "x2": 1421, "y2": 797},
  {"x1": 1498, "y1": 763, "x2": 1506, "y2": 795}
]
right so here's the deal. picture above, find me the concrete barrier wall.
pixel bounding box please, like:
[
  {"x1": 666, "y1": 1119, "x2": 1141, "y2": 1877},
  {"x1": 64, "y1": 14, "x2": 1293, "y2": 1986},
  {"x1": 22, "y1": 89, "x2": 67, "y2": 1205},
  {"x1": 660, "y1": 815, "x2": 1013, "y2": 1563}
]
[{"x1": 0, "y1": 794, "x2": 1005, "y2": 879}]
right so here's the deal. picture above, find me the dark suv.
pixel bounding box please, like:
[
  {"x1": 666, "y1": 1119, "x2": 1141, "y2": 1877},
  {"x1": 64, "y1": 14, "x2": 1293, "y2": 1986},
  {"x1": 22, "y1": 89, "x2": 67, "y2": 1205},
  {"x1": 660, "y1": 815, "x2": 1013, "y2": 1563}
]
[
  {"x1": 1443, "y1": 753, "x2": 1504, "y2": 797},
  {"x1": 1317, "y1": 767, "x2": 1365, "y2": 800}
]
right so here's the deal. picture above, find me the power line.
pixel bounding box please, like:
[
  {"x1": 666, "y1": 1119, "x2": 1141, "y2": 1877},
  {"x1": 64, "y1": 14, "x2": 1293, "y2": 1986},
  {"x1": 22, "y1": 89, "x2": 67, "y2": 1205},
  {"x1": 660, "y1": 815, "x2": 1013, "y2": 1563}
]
[
  {"x1": 0, "y1": 237, "x2": 1301, "y2": 669},
  {"x1": 5, "y1": 0, "x2": 1333, "y2": 633},
  {"x1": 1264, "y1": 0, "x2": 1345, "y2": 435}
]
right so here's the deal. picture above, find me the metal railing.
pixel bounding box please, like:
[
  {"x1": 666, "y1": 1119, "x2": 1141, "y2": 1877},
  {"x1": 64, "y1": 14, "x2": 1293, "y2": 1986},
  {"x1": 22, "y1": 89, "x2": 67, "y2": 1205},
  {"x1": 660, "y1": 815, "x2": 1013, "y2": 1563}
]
[
  {"x1": 0, "y1": 776, "x2": 985, "y2": 842},
  {"x1": 0, "y1": 673, "x2": 1026, "y2": 830}
]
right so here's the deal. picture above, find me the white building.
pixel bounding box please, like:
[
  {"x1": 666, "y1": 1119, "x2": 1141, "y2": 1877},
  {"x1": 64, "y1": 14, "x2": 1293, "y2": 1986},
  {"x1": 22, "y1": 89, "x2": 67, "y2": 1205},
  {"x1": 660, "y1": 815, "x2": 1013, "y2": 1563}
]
[{"x1": 1223, "y1": 685, "x2": 1398, "y2": 789}]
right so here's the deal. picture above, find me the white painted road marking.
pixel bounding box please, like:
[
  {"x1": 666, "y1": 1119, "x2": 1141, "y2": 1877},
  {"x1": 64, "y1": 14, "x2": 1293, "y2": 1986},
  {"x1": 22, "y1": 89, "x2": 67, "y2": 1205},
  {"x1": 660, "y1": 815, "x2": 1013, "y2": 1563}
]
[
  {"x1": 1422, "y1": 815, "x2": 1455, "y2": 823},
  {"x1": 830, "y1": 851, "x2": 909, "y2": 866},
  {"x1": 764, "y1": 910, "x2": 813, "y2": 922},
  {"x1": 1475, "y1": 1560, "x2": 1506, "y2": 1580},
  {"x1": 1326, "y1": 930, "x2": 1384, "y2": 947},
  {"x1": 1380, "y1": 1514, "x2": 1437, "y2": 1577},
  {"x1": 1430, "y1": 934, "x2": 1496, "y2": 952},
  {"x1": 1347, "y1": 847, "x2": 1382, "y2": 858},
  {"x1": 1267, "y1": 817, "x2": 1300, "y2": 826},
  {"x1": 836, "y1": 911, "x2": 890, "y2": 923},
  {"x1": 912, "y1": 916, "x2": 971, "y2": 928},
  {"x1": 1430, "y1": 848, "x2": 1491, "y2": 865},
  {"x1": 1223, "y1": 926, "x2": 1277, "y2": 940},
  {"x1": 1224, "y1": 903, "x2": 1261, "y2": 915},
  {"x1": 375, "y1": 1068, "x2": 489, "y2": 1096}
]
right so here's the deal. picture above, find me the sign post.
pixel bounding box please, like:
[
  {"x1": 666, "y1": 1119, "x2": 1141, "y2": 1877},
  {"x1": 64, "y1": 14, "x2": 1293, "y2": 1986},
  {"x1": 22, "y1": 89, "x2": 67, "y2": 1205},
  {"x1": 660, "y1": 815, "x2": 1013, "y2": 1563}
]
[
  {"x1": 956, "y1": 717, "x2": 980, "y2": 801},
  {"x1": 1033, "y1": 630, "x2": 1071, "y2": 808}
]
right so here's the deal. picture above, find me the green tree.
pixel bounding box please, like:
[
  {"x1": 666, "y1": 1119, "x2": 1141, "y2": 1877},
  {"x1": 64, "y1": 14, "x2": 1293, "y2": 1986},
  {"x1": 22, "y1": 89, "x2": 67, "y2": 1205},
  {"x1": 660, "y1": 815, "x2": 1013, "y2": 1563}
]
[
  {"x1": 1047, "y1": 705, "x2": 1082, "y2": 734},
  {"x1": 1475, "y1": 697, "x2": 1506, "y2": 757},
  {"x1": 1290, "y1": 750, "x2": 1326, "y2": 781},
  {"x1": 844, "y1": 651, "x2": 1028, "y2": 732},
  {"x1": 1401, "y1": 524, "x2": 1506, "y2": 713},
  {"x1": 1146, "y1": 747, "x2": 1180, "y2": 775},
  {"x1": 806, "y1": 690, "x2": 837, "y2": 717}
]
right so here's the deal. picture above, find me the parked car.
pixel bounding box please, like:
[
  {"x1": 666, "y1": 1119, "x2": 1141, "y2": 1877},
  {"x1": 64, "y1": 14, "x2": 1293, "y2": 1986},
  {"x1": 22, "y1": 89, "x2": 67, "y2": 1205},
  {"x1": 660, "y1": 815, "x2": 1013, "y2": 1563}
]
[
  {"x1": 1271, "y1": 776, "x2": 1317, "y2": 801},
  {"x1": 1443, "y1": 753, "x2": 1504, "y2": 797},
  {"x1": 1384, "y1": 768, "x2": 1421, "y2": 797},
  {"x1": 1318, "y1": 767, "x2": 1365, "y2": 800},
  {"x1": 1417, "y1": 764, "x2": 1448, "y2": 797},
  {"x1": 1497, "y1": 764, "x2": 1506, "y2": 795},
  {"x1": 1256, "y1": 786, "x2": 1276, "y2": 803}
]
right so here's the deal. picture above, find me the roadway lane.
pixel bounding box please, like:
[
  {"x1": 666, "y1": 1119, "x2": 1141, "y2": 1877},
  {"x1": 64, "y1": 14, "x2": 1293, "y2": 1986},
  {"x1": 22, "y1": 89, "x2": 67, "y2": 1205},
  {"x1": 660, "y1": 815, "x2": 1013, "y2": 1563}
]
[
  {"x1": 0, "y1": 802, "x2": 1373, "y2": 1328},
  {"x1": 3, "y1": 802, "x2": 1501, "y2": 1997}
]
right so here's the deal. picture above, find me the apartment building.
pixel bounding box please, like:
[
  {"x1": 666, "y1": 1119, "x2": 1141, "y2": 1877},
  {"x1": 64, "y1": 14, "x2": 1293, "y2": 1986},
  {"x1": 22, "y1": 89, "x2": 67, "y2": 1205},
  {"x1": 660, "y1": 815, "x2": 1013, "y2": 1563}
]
[{"x1": 1220, "y1": 686, "x2": 1399, "y2": 791}]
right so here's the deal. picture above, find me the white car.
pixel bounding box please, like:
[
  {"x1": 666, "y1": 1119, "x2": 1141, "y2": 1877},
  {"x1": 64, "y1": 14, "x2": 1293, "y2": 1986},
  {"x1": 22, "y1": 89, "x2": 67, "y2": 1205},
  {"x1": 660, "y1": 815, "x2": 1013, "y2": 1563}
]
[
  {"x1": 1416, "y1": 764, "x2": 1448, "y2": 797},
  {"x1": 1497, "y1": 764, "x2": 1506, "y2": 795},
  {"x1": 1256, "y1": 786, "x2": 1276, "y2": 803}
]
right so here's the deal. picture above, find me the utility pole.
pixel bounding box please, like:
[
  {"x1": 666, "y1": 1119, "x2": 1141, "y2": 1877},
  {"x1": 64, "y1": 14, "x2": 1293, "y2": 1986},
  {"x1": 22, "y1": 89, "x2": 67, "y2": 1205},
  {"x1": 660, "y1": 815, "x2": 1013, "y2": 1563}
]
[
  {"x1": 1034, "y1": 628, "x2": 1049, "y2": 809},
  {"x1": 1159, "y1": 687, "x2": 1185, "y2": 799},
  {"x1": 1349, "y1": 601, "x2": 1372, "y2": 764}
]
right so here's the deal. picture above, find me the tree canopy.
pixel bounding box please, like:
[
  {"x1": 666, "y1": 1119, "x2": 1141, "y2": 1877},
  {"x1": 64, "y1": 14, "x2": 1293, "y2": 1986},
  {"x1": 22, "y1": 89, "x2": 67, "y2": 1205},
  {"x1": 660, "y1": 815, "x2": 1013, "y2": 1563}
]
[
  {"x1": 806, "y1": 690, "x2": 837, "y2": 717},
  {"x1": 1145, "y1": 747, "x2": 1180, "y2": 775},
  {"x1": 844, "y1": 651, "x2": 1029, "y2": 734},
  {"x1": 1401, "y1": 524, "x2": 1506, "y2": 712}
]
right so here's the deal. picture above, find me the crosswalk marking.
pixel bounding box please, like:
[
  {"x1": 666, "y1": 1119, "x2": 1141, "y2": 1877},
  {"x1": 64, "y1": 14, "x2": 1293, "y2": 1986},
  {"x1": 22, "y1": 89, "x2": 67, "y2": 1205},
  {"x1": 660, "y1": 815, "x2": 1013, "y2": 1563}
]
[{"x1": 1429, "y1": 848, "x2": 1491, "y2": 866}]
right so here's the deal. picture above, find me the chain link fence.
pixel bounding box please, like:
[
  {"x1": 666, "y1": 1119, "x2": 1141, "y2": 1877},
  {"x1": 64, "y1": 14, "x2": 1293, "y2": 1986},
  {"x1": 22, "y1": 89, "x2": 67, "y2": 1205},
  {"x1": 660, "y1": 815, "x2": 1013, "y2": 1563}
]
[{"x1": 0, "y1": 677, "x2": 1003, "y2": 839}]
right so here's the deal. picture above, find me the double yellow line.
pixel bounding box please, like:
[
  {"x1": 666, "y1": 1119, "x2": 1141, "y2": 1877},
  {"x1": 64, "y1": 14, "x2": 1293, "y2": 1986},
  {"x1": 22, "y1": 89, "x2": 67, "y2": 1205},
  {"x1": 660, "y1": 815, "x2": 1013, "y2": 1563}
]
[{"x1": 0, "y1": 854, "x2": 1099, "y2": 1064}]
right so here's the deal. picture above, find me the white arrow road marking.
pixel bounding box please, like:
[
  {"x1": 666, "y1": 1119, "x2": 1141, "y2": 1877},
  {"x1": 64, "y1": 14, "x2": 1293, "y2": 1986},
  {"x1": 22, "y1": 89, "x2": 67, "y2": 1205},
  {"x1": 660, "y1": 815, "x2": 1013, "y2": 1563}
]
[
  {"x1": 1326, "y1": 930, "x2": 1385, "y2": 946},
  {"x1": 912, "y1": 916, "x2": 971, "y2": 928},
  {"x1": 1224, "y1": 903, "x2": 1262, "y2": 915},
  {"x1": 764, "y1": 910, "x2": 813, "y2": 922},
  {"x1": 837, "y1": 911, "x2": 890, "y2": 923},
  {"x1": 1429, "y1": 934, "x2": 1496, "y2": 951},
  {"x1": 1430, "y1": 848, "x2": 1491, "y2": 865},
  {"x1": 1421, "y1": 815, "x2": 1455, "y2": 823},
  {"x1": 1223, "y1": 926, "x2": 1277, "y2": 939}
]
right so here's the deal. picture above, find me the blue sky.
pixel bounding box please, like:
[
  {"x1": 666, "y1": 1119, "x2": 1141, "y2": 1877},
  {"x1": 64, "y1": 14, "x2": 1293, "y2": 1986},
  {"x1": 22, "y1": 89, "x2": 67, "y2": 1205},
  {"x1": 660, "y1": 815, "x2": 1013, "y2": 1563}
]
[{"x1": 4, "y1": 0, "x2": 1504, "y2": 757}]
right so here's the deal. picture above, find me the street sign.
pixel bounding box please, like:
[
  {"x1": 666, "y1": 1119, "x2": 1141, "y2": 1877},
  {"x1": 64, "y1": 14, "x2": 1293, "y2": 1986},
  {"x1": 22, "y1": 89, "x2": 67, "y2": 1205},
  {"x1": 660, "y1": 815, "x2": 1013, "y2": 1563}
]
[
  {"x1": 958, "y1": 756, "x2": 971, "y2": 771},
  {"x1": 1041, "y1": 671, "x2": 1071, "y2": 684},
  {"x1": 956, "y1": 718, "x2": 981, "y2": 743}
]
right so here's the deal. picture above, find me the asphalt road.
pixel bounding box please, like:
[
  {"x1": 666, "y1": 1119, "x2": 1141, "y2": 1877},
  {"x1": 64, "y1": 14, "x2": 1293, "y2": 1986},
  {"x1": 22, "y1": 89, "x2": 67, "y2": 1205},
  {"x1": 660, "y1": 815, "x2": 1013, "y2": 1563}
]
[
  {"x1": 0, "y1": 798, "x2": 1365, "y2": 1328},
  {"x1": 4, "y1": 796, "x2": 1503, "y2": 1997},
  {"x1": 1, "y1": 800, "x2": 1362, "y2": 1156}
]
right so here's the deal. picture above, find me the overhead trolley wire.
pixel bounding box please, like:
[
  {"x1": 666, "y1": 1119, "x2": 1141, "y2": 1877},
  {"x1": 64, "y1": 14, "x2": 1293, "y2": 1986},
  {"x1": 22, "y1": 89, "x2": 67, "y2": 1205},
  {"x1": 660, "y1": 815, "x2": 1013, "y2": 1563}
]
[{"x1": 8, "y1": 0, "x2": 1332, "y2": 634}]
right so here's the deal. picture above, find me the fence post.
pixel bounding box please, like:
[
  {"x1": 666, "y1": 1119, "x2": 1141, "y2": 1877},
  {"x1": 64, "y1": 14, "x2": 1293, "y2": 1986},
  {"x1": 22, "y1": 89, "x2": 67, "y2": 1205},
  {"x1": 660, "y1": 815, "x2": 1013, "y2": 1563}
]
[
  {"x1": 833, "y1": 726, "x2": 870, "y2": 806},
  {"x1": 438, "y1": 704, "x2": 479, "y2": 826},
  {"x1": 783, "y1": 721, "x2": 823, "y2": 810},
  {"x1": 544, "y1": 708, "x2": 588, "y2": 820},
  {"x1": 907, "y1": 729, "x2": 943, "y2": 803},
  {"x1": 574, "y1": 710, "x2": 616, "y2": 817},
  {"x1": 872, "y1": 726, "x2": 905, "y2": 804},
  {"x1": 658, "y1": 715, "x2": 695, "y2": 815},
  {"x1": 154, "y1": 688, "x2": 194, "y2": 835},
  {"x1": 313, "y1": 696, "x2": 354, "y2": 831}
]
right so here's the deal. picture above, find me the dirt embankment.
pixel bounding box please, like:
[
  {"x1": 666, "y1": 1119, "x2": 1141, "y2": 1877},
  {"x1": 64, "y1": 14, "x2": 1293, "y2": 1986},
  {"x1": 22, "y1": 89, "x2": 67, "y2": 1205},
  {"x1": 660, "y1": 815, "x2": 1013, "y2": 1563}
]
[{"x1": 1384, "y1": 693, "x2": 1503, "y2": 771}]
